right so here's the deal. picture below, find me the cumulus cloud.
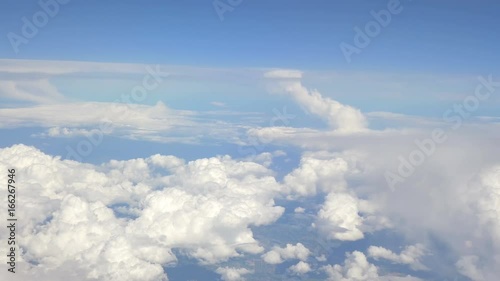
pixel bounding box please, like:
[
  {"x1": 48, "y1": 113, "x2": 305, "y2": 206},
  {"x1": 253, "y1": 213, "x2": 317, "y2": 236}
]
[
  {"x1": 283, "y1": 154, "x2": 350, "y2": 197},
  {"x1": 294, "y1": 207, "x2": 306, "y2": 213},
  {"x1": 322, "y1": 251, "x2": 379, "y2": 281},
  {"x1": 316, "y1": 254, "x2": 327, "y2": 262},
  {"x1": 281, "y1": 151, "x2": 389, "y2": 241},
  {"x1": 288, "y1": 261, "x2": 312, "y2": 275},
  {"x1": 216, "y1": 266, "x2": 253, "y2": 281},
  {"x1": 244, "y1": 83, "x2": 500, "y2": 279},
  {"x1": 323, "y1": 251, "x2": 423, "y2": 281},
  {"x1": 3, "y1": 60, "x2": 500, "y2": 281},
  {"x1": 265, "y1": 70, "x2": 367, "y2": 133},
  {"x1": 261, "y1": 243, "x2": 311, "y2": 264},
  {"x1": 368, "y1": 244, "x2": 428, "y2": 271},
  {"x1": 0, "y1": 145, "x2": 286, "y2": 280},
  {"x1": 314, "y1": 192, "x2": 364, "y2": 241}
]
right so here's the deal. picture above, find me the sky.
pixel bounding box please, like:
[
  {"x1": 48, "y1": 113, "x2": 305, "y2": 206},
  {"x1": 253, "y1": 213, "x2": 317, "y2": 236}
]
[
  {"x1": 1, "y1": 0, "x2": 499, "y2": 72},
  {"x1": 0, "y1": 1, "x2": 500, "y2": 281}
]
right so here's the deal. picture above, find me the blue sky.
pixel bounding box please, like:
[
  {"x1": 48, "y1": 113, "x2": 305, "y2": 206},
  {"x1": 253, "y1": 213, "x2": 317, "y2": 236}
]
[
  {"x1": 1, "y1": 0, "x2": 499, "y2": 73},
  {"x1": 0, "y1": 1, "x2": 500, "y2": 281}
]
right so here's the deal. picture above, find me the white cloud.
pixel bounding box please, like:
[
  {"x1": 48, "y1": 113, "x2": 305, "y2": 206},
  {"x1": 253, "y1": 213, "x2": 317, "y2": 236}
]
[
  {"x1": 2, "y1": 59, "x2": 500, "y2": 280},
  {"x1": 264, "y1": 69, "x2": 303, "y2": 79},
  {"x1": 466, "y1": 166, "x2": 500, "y2": 246},
  {"x1": 456, "y1": 256, "x2": 485, "y2": 281},
  {"x1": 323, "y1": 251, "x2": 424, "y2": 281},
  {"x1": 322, "y1": 251, "x2": 379, "y2": 281},
  {"x1": 281, "y1": 151, "x2": 389, "y2": 241},
  {"x1": 261, "y1": 243, "x2": 311, "y2": 264},
  {"x1": 283, "y1": 153, "x2": 350, "y2": 197},
  {"x1": 288, "y1": 261, "x2": 312, "y2": 275},
  {"x1": 315, "y1": 192, "x2": 364, "y2": 241},
  {"x1": 265, "y1": 72, "x2": 368, "y2": 133},
  {"x1": 243, "y1": 88, "x2": 500, "y2": 279},
  {"x1": 294, "y1": 207, "x2": 306, "y2": 213},
  {"x1": 0, "y1": 79, "x2": 66, "y2": 104},
  {"x1": 316, "y1": 254, "x2": 327, "y2": 262},
  {"x1": 0, "y1": 144, "x2": 287, "y2": 280},
  {"x1": 368, "y1": 244, "x2": 428, "y2": 271},
  {"x1": 0, "y1": 101, "x2": 249, "y2": 144},
  {"x1": 245, "y1": 152, "x2": 275, "y2": 167},
  {"x1": 0, "y1": 101, "x2": 190, "y2": 129},
  {"x1": 35, "y1": 127, "x2": 105, "y2": 138},
  {"x1": 216, "y1": 267, "x2": 253, "y2": 281}
]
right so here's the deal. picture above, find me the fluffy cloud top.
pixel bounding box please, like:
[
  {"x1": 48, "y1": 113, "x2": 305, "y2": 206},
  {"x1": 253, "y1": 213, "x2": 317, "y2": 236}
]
[
  {"x1": 323, "y1": 251, "x2": 379, "y2": 281},
  {"x1": 0, "y1": 145, "x2": 286, "y2": 280},
  {"x1": 323, "y1": 251, "x2": 423, "y2": 281},
  {"x1": 315, "y1": 192, "x2": 365, "y2": 241},
  {"x1": 283, "y1": 154, "x2": 349, "y2": 196},
  {"x1": 368, "y1": 244, "x2": 428, "y2": 271},
  {"x1": 288, "y1": 261, "x2": 312, "y2": 275},
  {"x1": 261, "y1": 243, "x2": 311, "y2": 264}
]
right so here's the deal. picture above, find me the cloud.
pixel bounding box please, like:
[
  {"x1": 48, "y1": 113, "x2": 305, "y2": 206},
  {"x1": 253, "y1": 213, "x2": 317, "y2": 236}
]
[
  {"x1": 368, "y1": 244, "x2": 428, "y2": 271},
  {"x1": 216, "y1": 267, "x2": 253, "y2": 281},
  {"x1": 322, "y1": 251, "x2": 379, "y2": 281},
  {"x1": 323, "y1": 251, "x2": 424, "y2": 281},
  {"x1": 281, "y1": 151, "x2": 389, "y2": 241},
  {"x1": 2, "y1": 59, "x2": 500, "y2": 280},
  {"x1": 466, "y1": 166, "x2": 500, "y2": 247},
  {"x1": 0, "y1": 79, "x2": 66, "y2": 104},
  {"x1": 294, "y1": 207, "x2": 306, "y2": 213},
  {"x1": 286, "y1": 83, "x2": 368, "y2": 133},
  {"x1": 261, "y1": 243, "x2": 311, "y2": 264},
  {"x1": 35, "y1": 127, "x2": 105, "y2": 138},
  {"x1": 456, "y1": 256, "x2": 485, "y2": 281},
  {"x1": 288, "y1": 261, "x2": 312, "y2": 275},
  {"x1": 0, "y1": 101, "x2": 251, "y2": 145},
  {"x1": 283, "y1": 153, "x2": 350, "y2": 197},
  {"x1": 0, "y1": 59, "x2": 148, "y2": 76},
  {"x1": 265, "y1": 71, "x2": 368, "y2": 133},
  {"x1": 316, "y1": 254, "x2": 327, "y2": 262},
  {"x1": 0, "y1": 101, "x2": 188, "y2": 128},
  {"x1": 315, "y1": 192, "x2": 364, "y2": 241},
  {"x1": 0, "y1": 144, "x2": 287, "y2": 280},
  {"x1": 243, "y1": 87, "x2": 500, "y2": 279},
  {"x1": 264, "y1": 69, "x2": 303, "y2": 79},
  {"x1": 211, "y1": 101, "x2": 227, "y2": 107}
]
